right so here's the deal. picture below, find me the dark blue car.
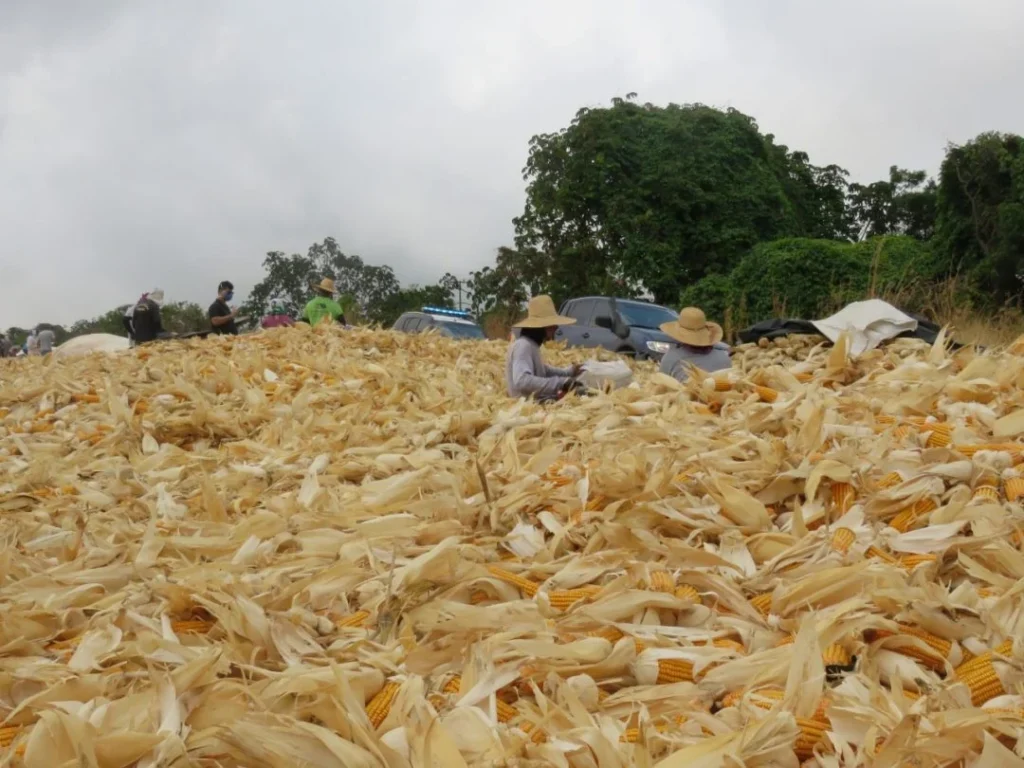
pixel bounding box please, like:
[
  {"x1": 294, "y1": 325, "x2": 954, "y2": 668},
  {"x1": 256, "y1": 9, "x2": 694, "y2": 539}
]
[{"x1": 554, "y1": 297, "x2": 680, "y2": 360}]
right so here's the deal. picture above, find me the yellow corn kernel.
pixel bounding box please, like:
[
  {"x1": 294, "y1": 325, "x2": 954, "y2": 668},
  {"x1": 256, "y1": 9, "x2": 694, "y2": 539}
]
[
  {"x1": 71, "y1": 393, "x2": 101, "y2": 403},
  {"x1": 655, "y1": 659, "x2": 694, "y2": 683},
  {"x1": 831, "y1": 482, "x2": 855, "y2": 514},
  {"x1": 972, "y1": 486, "x2": 1001, "y2": 504},
  {"x1": 674, "y1": 584, "x2": 700, "y2": 602},
  {"x1": 0, "y1": 725, "x2": 21, "y2": 749},
  {"x1": 822, "y1": 644, "x2": 852, "y2": 668},
  {"x1": 546, "y1": 586, "x2": 601, "y2": 610},
  {"x1": 495, "y1": 700, "x2": 518, "y2": 723},
  {"x1": 754, "y1": 385, "x2": 779, "y2": 403},
  {"x1": 366, "y1": 682, "x2": 401, "y2": 728},
  {"x1": 795, "y1": 372, "x2": 813, "y2": 383},
  {"x1": 586, "y1": 626, "x2": 625, "y2": 644},
  {"x1": 875, "y1": 472, "x2": 903, "y2": 490},
  {"x1": 519, "y1": 721, "x2": 547, "y2": 744},
  {"x1": 776, "y1": 635, "x2": 795, "y2": 647},
  {"x1": 469, "y1": 589, "x2": 489, "y2": 604},
  {"x1": 830, "y1": 527, "x2": 856, "y2": 554},
  {"x1": 870, "y1": 626, "x2": 949, "y2": 672},
  {"x1": 866, "y1": 545, "x2": 896, "y2": 564},
  {"x1": 925, "y1": 427, "x2": 953, "y2": 449},
  {"x1": 956, "y1": 657, "x2": 1005, "y2": 706},
  {"x1": 336, "y1": 610, "x2": 371, "y2": 628},
  {"x1": 795, "y1": 718, "x2": 831, "y2": 760},
  {"x1": 486, "y1": 565, "x2": 540, "y2": 597},
  {"x1": 898, "y1": 553, "x2": 938, "y2": 571},
  {"x1": 888, "y1": 509, "x2": 918, "y2": 533},
  {"x1": 956, "y1": 443, "x2": 1023, "y2": 458},
  {"x1": 749, "y1": 592, "x2": 773, "y2": 617},
  {"x1": 171, "y1": 619, "x2": 214, "y2": 634},
  {"x1": 443, "y1": 676, "x2": 462, "y2": 695},
  {"x1": 647, "y1": 570, "x2": 675, "y2": 593},
  {"x1": 876, "y1": 414, "x2": 897, "y2": 425},
  {"x1": 620, "y1": 716, "x2": 689, "y2": 743},
  {"x1": 893, "y1": 424, "x2": 914, "y2": 440},
  {"x1": 1005, "y1": 478, "x2": 1024, "y2": 502}
]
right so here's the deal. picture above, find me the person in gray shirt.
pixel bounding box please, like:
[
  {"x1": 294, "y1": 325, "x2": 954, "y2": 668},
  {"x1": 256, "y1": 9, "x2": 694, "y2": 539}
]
[
  {"x1": 506, "y1": 295, "x2": 582, "y2": 402},
  {"x1": 658, "y1": 307, "x2": 732, "y2": 382},
  {"x1": 37, "y1": 328, "x2": 56, "y2": 355}
]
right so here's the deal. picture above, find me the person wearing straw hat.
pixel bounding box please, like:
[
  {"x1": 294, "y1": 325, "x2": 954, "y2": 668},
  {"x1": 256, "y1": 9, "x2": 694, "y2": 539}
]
[
  {"x1": 658, "y1": 307, "x2": 732, "y2": 382},
  {"x1": 302, "y1": 278, "x2": 347, "y2": 327},
  {"x1": 506, "y1": 295, "x2": 583, "y2": 401}
]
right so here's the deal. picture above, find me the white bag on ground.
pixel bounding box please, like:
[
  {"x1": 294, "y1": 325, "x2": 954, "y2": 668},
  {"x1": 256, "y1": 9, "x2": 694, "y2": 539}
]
[
  {"x1": 812, "y1": 299, "x2": 918, "y2": 357},
  {"x1": 578, "y1": 360, "x2": 633, "y2": 390}
]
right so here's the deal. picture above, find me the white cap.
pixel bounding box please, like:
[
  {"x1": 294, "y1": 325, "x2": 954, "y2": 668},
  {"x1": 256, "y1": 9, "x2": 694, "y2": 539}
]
[{"x1": 149, "y1": 288, "x2": 165, "y2": 306}]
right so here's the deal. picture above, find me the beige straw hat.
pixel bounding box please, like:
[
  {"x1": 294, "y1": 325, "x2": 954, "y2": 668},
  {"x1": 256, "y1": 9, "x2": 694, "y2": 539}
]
[
  {"x1": 660, "y1": 307, "x2": 723, "y2": 346},
  {"x1": 513, "y1": 295, "x2": 577, "y2": 329},
  {"x1": 312, "y1": 278, "x2": 337, "y2": 294}
]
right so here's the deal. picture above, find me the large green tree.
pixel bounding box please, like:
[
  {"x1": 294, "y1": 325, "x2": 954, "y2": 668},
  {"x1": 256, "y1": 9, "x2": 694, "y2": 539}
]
[
  {"x1": 511, "y1": 96, "x2": 849, "y2": 304},
  {"x1": 848, "y1": 166, "x2": 938, "y2": 241},
  {"x1": 933, "y1": 132, "x2": 1024, "y2": 305}
]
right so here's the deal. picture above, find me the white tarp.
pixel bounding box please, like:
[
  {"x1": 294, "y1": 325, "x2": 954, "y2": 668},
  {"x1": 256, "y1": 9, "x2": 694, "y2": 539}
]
[
  {"x1": 811, "y1": 299, "x2": 918, "y2": 357},
  {"x1": 578, "y1": 359, "x2": 634, "y2": 391},
  {"x1": 54, "y1": 334, "x2": 130, "y2": 358}
]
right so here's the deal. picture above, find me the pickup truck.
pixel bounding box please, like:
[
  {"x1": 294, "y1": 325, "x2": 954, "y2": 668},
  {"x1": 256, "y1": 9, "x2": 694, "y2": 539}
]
[{"x1": 554, "y1": 297, "x2": 680, "y2": 360}]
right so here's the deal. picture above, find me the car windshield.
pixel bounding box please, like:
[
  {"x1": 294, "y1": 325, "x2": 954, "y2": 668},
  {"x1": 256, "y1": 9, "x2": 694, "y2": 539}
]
[
  {"x1": 615, "y1": 302, "x2": 678, "y2": 329},
  {"x1": 439, "y1": 321, "x2": 485, "y2": 339}
]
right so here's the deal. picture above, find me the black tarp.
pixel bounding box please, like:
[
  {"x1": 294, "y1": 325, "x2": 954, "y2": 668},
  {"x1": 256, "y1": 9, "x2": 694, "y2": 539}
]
[{"x1": 738, "y1": 313, "x2": 957, "y2": 348}]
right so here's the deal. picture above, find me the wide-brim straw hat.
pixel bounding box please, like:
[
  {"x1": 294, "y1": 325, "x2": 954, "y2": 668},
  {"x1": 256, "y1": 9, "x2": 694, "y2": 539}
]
[
  {"x1": 312, "y1": 278, "x2": 336, "y2": 294},
  {"x1": 513, "y1": 295, "x2": 577, "y2": 329},
  {"x1": 660, "y1": 307, "x2": 723, "y2": 346}
]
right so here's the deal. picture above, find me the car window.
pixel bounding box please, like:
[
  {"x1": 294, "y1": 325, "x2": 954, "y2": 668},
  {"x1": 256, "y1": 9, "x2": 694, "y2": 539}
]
[
  {"x1": 405, "y1": 317, "x2": 420, "y2": 332},
  {"x1": 590, "y1": 299, "x2": 614, "y2": 325},
  {"x1": 439, "y1": 321, "x2": 485, "y2": 339},
  {"x1": 565, "y1": 299, "x2": 596, "y2": 324},
  {"x1": 395, "y1": 315, "x2": 410, "y2": 331},
  {"x1": 616, "y1": 302, "x2": 678, "y2": 330}
]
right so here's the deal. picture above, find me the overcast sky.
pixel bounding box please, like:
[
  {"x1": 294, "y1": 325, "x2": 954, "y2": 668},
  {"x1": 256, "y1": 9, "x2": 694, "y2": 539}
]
[{"x1": 2, "y1": 0, "x2": 1022, "y2": 329}]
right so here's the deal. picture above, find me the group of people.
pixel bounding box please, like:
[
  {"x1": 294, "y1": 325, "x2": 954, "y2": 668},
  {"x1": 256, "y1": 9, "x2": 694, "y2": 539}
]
[
  {"x1": 123, "y1": 277, "x2": 347, "y2": 345},
  {"x1": 124, "y1": 281, "x2": 244, "y2": 344},
  {"x1": 506, "y1": 296, "x2": 730, "y2": 402},
  {"x1": 0, "y1": 328, "x2": 56, "y2": 358}
]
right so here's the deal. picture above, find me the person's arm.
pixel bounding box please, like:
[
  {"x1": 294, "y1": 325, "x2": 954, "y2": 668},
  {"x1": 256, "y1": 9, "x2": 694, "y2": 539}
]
[
  {"x1": 210, "y1": 312, "x2": 235, "y2": 327},
  {"x1": 510, "y1": 343, "x2": 571, "y2": 400}
]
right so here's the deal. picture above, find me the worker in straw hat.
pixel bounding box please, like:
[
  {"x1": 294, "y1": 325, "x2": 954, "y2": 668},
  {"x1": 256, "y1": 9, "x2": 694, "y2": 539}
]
[
  {"x1": 506, "y1": 295, "x2": 583, "y2": 402},
  {"x1": 658, "y1": 306, "x2": 732, "y2": 382},
  {"x1": 302, "y1": 278, "x2": 347, "y2": 327}
]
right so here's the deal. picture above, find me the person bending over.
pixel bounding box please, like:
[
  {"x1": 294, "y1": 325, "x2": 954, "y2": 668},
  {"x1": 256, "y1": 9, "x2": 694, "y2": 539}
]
[{"x1": 506, "y1": 295, "x2": 581, "y2": 402}]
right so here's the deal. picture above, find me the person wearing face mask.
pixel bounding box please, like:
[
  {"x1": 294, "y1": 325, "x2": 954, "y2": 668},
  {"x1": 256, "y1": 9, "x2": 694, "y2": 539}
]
[{"x1": 209, "y1": 280, "x2": 245, "y2": 335}]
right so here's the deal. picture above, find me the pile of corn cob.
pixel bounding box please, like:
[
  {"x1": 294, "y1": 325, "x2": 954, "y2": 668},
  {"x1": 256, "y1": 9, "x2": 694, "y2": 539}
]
[{"x1": 3, "y1": 325, "x2": 1024, "y2": 766}]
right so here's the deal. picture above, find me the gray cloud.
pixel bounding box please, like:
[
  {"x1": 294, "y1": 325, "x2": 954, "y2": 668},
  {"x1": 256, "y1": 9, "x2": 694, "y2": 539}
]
[{"x1": 2, "y1": 0, "x2": 1023, "y2": 328}]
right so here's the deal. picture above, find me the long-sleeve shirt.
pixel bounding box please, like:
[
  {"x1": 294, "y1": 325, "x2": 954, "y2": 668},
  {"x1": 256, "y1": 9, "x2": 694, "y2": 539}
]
[
  {"x1": 659, "y1": 342, "x2": 732, "y2": 382},
  {"x1": 506, "y1": 336, "x2": 573, "y2": 401}
]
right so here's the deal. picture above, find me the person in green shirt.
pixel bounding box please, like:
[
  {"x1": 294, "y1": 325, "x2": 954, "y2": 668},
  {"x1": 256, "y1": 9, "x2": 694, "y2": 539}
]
[{"x1": 303, "y1": 278, "x2": 347, "y2": 327}]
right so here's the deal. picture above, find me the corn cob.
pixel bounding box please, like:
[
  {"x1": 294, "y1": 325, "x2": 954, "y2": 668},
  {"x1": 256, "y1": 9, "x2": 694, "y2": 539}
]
[
  {"x1": 866, "y1": 545, "x2": 896, "y2": 564},
  {"x1": 655, "y1": 658, "x2": 694, "y2": 683},
  {"x1": 620, "y1": 715, "x2": 689, "y2": 743},
  {"x1": 647, "y1": 570, "x2": 675, "y2": 593},
  {"x1": 925, "y1": 428, "x2": 953, "y2": 449},
  {"x1": 875, "y1": 472, "x2": 903, "y2": 490},
  {"x1": 755, "y1": 385, "x2": 779, "y2": 403},
  {"x1": 830, "y1": 527, "x2": 856, "y2": 554},
  {"x1": 366, "y1": 681, "x2": 401, "y2": 728},
  {"x1": 486, "y1": 565, "x2": 539, "y2": 597},
  {"x1": 721, "y1": 688, "x2": 830, "y2": 720},
  {"x1": 586, "y1": 626, "x2": 625, "y2": 644},
  {"x1": 875, "y1": 414, "x2": 897, "y2": 425},
  {"x1": 897, "y1": 553, "x2": 938, "y2": 571},
  {"x1": 545, "y1": 585, "x2": 601, "y2": 610},
  {"x1": 443, "y1": 676, "x2": 462, "y2": 695},
  {"x1": 749, "y1": 592, "x2": 773, "y2": 617},
  {"x1": 831, "y1": 482, "x2": 856, "y2": 515},
  {"x1": 795, "y1": 372, "x2": 813, "y2": 383},
  {"x1": 956, "y1": 656, "x2": 1005, "y2": 706},
  {"x1": 0, "y1": 725, "x2": 21, "y2": 749},
  {"x1": 1006, "y1": 478, "x2": 1024, "y2": 502},
  {"x1": 776, "y1": 635, "x2": 795, "y2": 647},
  {"x1": 972, "y1": 485, "x2": 1001, "y2": 504},
  {"x1": 495, "y1": 699, "x2": 518, "y2": 723},
  {"x1": 674, "y1": 584, "x2": 700, "y2": 602},
  {"x1": 870, "y1": 625, "x2": 951, "y2": 672},
  {"x1": 518, "y1": 721, "x2": 547, "y2": 744},
  {"x1": 888, "y1": 508, "x2": 919, "y2": 533},
  {"x1": 336, "y1": 610, "x2": 371, "y2": 628},
  {"x1": 956, "y1": 443, "x2": 1023, "y2": 458},
  {"x1": 469, "y1": 590, "x2": 489, "y2": 604},
  {"x1": 893, "y1": 424, "x2": 914, "y2": 440},
  {"x1": 794, "y1": 717, "x2": 831, "y2": 760},
  {"x1": 171, "y1": 619, "x2": 214, "y2": 634},
  {"x1": 822, "y1": 644, "x2": 852, "y2": 668}
]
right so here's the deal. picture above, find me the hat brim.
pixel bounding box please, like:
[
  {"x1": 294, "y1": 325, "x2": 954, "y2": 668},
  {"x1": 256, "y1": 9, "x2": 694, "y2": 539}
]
[
  {"x1": 311, "y1": 282, "x2": 336, "y2": 294},
  {"x1": 513, "y1": 314, "x2": 576, "y2": 329},
  {"x1": 660, "y1": 320, "x2": 723, "y2": 346}
]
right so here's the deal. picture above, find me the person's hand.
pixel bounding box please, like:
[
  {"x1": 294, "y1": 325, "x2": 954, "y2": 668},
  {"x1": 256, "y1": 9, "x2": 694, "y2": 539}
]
[{"x1": 569, "y1": 362, "x2": 584, "y2": 379}]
